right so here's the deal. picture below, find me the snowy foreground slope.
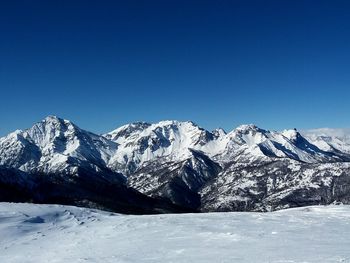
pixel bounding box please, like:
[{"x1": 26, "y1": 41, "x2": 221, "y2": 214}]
[{"x1": 1, "y1": 203, "x2": 350, "y2": 263}]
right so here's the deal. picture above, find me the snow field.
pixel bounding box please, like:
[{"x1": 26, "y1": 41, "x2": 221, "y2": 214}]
[{"x1": 0, "y1": 203, "x2": 350, "y2": 263}]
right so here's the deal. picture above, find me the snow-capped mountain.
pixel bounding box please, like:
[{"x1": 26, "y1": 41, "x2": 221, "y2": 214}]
[
  {"x1": 0, "y1": 116, "x2": 118, "y2": 175},
  {"x1": 0, "y1": 116, "x2": 192, "y2": 214},
  {"x1": 0, "y1": 116, "x2": 350, "y2": 213},
  {"x1": 302, "y1": 128, "x2": 350, "y2": 154},
  {"x1": 212, "y1": 125, "x2": 347, "y2": 164},
  {"x1": 104, "y1": 120, "x2": 216, "y2": 174},
  {"x1": 104, "y1": 121, "x2": 348, "y2": 175}
]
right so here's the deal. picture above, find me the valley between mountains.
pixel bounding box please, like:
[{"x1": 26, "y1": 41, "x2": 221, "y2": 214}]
[{"x1": 1, "y1": 116, "x2": 350, "y2": 214}]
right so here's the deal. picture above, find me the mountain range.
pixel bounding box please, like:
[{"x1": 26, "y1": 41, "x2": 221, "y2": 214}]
[{"x1": 0, "y1": 116, "x2": 349, "y2": 213}]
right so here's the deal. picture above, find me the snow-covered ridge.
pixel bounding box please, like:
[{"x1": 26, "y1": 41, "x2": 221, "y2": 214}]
[
  {"x1": 105, "y1": 121, "x2": 350, "y2": 174},
  {"x1": 301, "y1": 128, "x2": 350, "y2": 154},
  {"x1": 1, "y1": 116, "x2": 350, "y2": 175},
  {"x1": 105, "y1": 120, "x2": 217, "y2": 174}
]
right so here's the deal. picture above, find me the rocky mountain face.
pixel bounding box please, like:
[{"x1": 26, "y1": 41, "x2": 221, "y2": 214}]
[
  {"x1": 0, "y1": 165, "x2": 190, "y2": 214},
  {"x1": 200, "y1": 159, "x2": 350, "y2": 212},
  {"x1": 0, "y1": 117, "x2": 192, "y2": 214},
  {"x1": 0, "y1": 116, "x2": 119, "y2": 176},
  {"x1": 104, "y1": 120, "x2": 216, "y2": 175},
  {"x1": 1, "y1": 116, "x2": 350, "y2": 213},
  {"x1": 127, "y1": 149, "x2": 222, "y2": 209}
]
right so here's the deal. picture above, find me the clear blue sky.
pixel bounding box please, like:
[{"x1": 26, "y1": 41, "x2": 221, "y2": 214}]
[{"x1": 1, "y1": 0, "x2": 349, "y2": 136}]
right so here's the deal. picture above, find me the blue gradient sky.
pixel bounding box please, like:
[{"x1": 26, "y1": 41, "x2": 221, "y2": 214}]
[{"x1": 0, "y1": 0, "x2": 349, "y2": 136}]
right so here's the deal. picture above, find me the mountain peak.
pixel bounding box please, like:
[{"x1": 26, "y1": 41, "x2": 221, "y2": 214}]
[
  {"x1": 42, "y1": 115, "x2": 68, "y2": 124},
  {"x1": 212, "y1": 128, "x2": 226, "y2": 138},
  {"x1": 235, "y1": 124, "x2": 260, "y2": 132},
  {"x1": 33, "y1": 115, "x2": 77, "y2": 133},
  {"x1": 230, "y1": 124, "x2": 267, "y2": 139},
  {"x1": 25, "y1": 116, "x2": 78, "y2": 146},
  {"x1": 105, "y1": 122, "x2": 152, "y2": 141},
  {"x1": 155, "y1": 120, "x2": 198, "y2": 128},
  {"x1": 282, "y1": 129, "x2": 300, "y2": 142}
]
